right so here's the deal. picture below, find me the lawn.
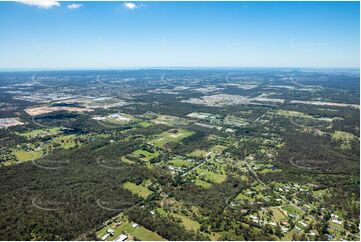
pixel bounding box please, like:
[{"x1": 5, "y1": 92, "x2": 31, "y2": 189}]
[
  {"x1": 235, "y1": 193, "x2": 252, "y2": 201},
  {"x1": 97, "y1": 219, "x2": 165, "y2": 241},
  {"x1": 194, "y1": 178, "x2": 212, "y2": 189},
  {"x1": 332, "y1": 131, "x2": 357, "y2": 150},
  {"x1": 152, "y1": 115, "x2": 188, "y2": 126},
  {"x1": 156, "y1": 207, "x2": 167, "y2": 216},
  {"x1": 17, "y1": 127, "x2": 62, "y2": 139},
  {"x1": 313, "y1": 188, "x2": 328, "y2": 197},
  {"x1": 118, "y1": 222, "x2": 165, "y2": 241},
  {"x1": 270, "y1": 207, "x2": 287, "y2": 222},
  {"x1": 132, "y1": 149, "x2": 159, "y2": 161},
  {"x1": 171, "y1": 213, "x2": 201, "y2": 232},
  {"x1": 196, "y1": 168, "x2": 227, "y2": 183},
  {"x1": 275, "y1": 110, "x2": 313, "y2": 119},
  {"x1": 332, "y1": 131, "x2": 357, "y2": 141},
  {"x1": 210, "y1": 145, "x2": 227, "y2": 154},
  {"x1": 12, "y1": 148, "x2": 44, "y2": 162},
  {"x1": 138, "y1": 121, "x2": 152, "y2": 127},
  {"x1": 151, "y1": 129, "x2": 194, "y2": 147},
  {"x1": 52, "y1": 135, "x2": 78, "y2": 149},
  {"x1": 282, "y1": 205, "x2": 303, "y2": 216},
  {"x1": 169, "y1": 157, "x2": 194, "y2": 167},
  {"x1": 122, "y1": 182, "x2": 152, "y2": 199},
  {"x1": 189, "y1": 149, "x2": 209, "y2": 158},
  {"x1": 224, "y1": 115, "x2": 249, "y2": 127}
]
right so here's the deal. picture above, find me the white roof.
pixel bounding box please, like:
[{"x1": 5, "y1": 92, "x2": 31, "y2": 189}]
[
  {"x1": 115, "y1": 234, "x2": 128, "y2": 242},
  {"x1": 101, "y1": 234, "x2": 109, "y2": 241}
]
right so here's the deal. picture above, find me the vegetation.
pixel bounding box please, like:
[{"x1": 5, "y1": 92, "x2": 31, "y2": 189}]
[{"x1": 0, "y1": 69, "x2": 359, "y2": 241}]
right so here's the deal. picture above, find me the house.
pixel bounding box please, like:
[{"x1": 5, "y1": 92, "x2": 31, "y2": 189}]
[
  {"x1": 250, "y1": 215, "x2": 259, "y2": 223},
  {"x1": 280, "y1": 226, "x2": 288, "y2": 233},
  {"x1": 331, "y1": 219, "x2": 342, "y2": 225},
  {"x1": 205, "y1": 152, "x2": 212, "y2": 160},
  {"x1": 107, "y1": 229, "x2": 114, "y2": 236},
  {"x1": 308, "y1": 231, "x2": 316, "y2": 236},
  {"x1": 325, "y1": 234, "x2": 335, "y2": 240},
  {"x1": 101, "y1": 234, "x2": 110, "y2": 241},
  {"x1": 132, "y1": 223, "x2": 139, "y2": 228},
  {"x1": 280, "y1": 221, "x2": 289, "y2": 227},
  {"x1": 299, "y1": 221, "x2": 308, "y2": 227},
  {"x1": 288, "y1": 213, "x2": 298, "y2": 219},
  {"x1": 115, "y1": 234, "x2": 128, "y2": 242}
]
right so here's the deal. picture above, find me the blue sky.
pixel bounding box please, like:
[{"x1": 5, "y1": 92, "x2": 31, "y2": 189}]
[{"x1": 0, "y1": 1, "x2": 359, "y2": 69}]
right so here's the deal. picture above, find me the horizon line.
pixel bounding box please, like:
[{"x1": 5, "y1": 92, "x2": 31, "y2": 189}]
[{"x1": 0, "y1": 66, "x2": 360, "y2": 73}]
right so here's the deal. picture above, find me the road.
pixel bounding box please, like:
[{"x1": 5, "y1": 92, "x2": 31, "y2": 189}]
[{"x1": 181, "y1": 155, "x2": 211, "y2": 177}]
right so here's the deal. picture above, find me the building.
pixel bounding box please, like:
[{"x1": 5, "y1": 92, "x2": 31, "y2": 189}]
[
  {"x1": 331, "y1": 219, "x2": 342, "y2": 225},
  {"x1": 101, "y1": 234, "x2": 109, "y2": 241},
  {"x1": 115, "y1": 234, "x2": 128, "y2": 242},
  {"x1": 107, "y1": 229, "x2": 114, "y2": 236},
  {"x1": 132, "y1": 223, "x2": 139, "y2": 228}
]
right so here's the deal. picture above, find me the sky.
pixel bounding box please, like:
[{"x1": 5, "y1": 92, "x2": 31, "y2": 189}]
[{"x1": 0, "y1": 1, "x2": 359, "y2": 69}]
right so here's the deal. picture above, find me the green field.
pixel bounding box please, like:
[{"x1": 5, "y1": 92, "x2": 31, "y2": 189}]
[
  {"x1": 189, "y1": 149, "x2": 209, "y2": 158},
  {"x1": 224, "y1": 115, "x2": 249, "y2": 127},
  {"x1": 171, "y1": 213, "x2": 201, "y2": 231},
  {"x1": 17, "y1": 127, "x2": 62, "y2": 139},
  {"x1": 270, "y1": 207, "x2": 287, "y2": 222},
  {"x1": 97, "y1": 219, "x2": 165, "y2": 241},
  {"x1": 169, "y1": 157, "x2": 194, "y2": 167},
  {"x1": 282, "y1": 205, "x2": 303, "y2": 216},
  {"x1": 117, "y1": 222, "x2": 164, "y2": 241},
  {"x1": 332, "y1": 131, "x2": 357, "y2": 141},
  {"x1": 151, "y1": 115, "x2": 188, "y2": 127},
  {"x1": 210, "y1": 145, "x2": 227, "y2": 154},
  {"x1": 196, "y1": 168, "x2": 227, "y2": 183},
  {"x1": 132, "y1": 149, "x2": 159, "y2": 161},
  {"x1": 52, "y1": 134, "x2": 78, "y2": 149},
  {"x1": 194, "y1": 178, "x2": 212, "y2": 188},
  {"x1": 275, "y1": 110, "x2": 313, "y2": 119},
  {"x1": 12, "y1": 148, "x2": 45, "y2": 162},
  {"x1": 138, "y1": 121, "x2": 152, "y2": 127},
  {"x1": 123, "y1": 182, "x2": 152, "y2": 199},
  {"x1": 156, "y1": 207, "x2": 167, "y2": 216},
  {"x1": 100, "y1": 113, "x2": 134, "y2": 125},
  {"x1": 150, "y1": 129, "x2": 193, "y2": 147},
  {"x1": 151, "y1": 129, "x2": 194, "y2": 147},
  {"x1": 235, "y1": 193, "x2": 252, "y2": 201}
]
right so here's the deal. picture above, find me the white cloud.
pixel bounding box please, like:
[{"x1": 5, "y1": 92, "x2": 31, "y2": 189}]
[
  {"x1": 123, "y1": 2, "x2": 143, "y2": 10},
  {"x1": 15, "y1": 0, "x2": 60, "y2": 9},
  {"x1": 67, "y1": 3, "x2": 82, "y2": 10}
]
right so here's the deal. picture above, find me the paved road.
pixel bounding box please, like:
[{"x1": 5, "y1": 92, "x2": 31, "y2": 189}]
[{"x1": 181, "y1": 156, "x2": 211, "y2": 177}]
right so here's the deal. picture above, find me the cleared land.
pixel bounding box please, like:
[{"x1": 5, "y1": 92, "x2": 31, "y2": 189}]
[{"x1": 123, "y1": 182, "x2": 152, "y2": 199}]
